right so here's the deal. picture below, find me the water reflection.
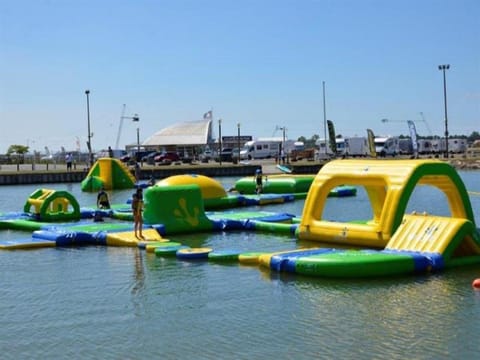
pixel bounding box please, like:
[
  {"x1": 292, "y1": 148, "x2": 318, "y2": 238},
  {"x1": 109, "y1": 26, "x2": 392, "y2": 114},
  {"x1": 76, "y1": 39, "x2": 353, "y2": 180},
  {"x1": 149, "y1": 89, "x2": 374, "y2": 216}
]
[{"x1": 132, "y1": 249, "x2": 145, "y2": 295}]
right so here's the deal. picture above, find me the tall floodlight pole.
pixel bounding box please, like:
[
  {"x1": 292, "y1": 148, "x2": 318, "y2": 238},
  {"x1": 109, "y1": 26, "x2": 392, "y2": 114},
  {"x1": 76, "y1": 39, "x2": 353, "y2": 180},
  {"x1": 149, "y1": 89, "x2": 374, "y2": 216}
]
[
  {"x1": 237, "y1": 123, "x2": 241, "y2": 162},
  {"x1": 323, "y1": 81, "x2": 327, "y2": 156},
  {"x1": 132, "y1": 114, "x2": 140, "y2": 160},
  {"x1": 279, "y1": 126, "x2": 286, "y2": 162},
  {"x1": 85, "y1": 90, "x2": 93, "y2": 167},
  {"x1": 438, "y1": 64, "x2": 450, "y2": 158},
  {"x1": 218, "y1": 119, "x2": 222, "y2": 166}
]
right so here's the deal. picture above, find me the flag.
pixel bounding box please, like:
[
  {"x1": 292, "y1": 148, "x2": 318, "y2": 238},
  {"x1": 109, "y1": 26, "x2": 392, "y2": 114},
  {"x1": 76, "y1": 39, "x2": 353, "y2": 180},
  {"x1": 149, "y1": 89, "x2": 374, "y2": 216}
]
[
  {"x1": 203, "y1": 110, "x2": 212, "y2": 119},
  {"x1": 366, "y1": 129, "x2": 376, "y2": 157},
  {"x1": 327, "y1": 120, "x2": 337, "y2": 154}
]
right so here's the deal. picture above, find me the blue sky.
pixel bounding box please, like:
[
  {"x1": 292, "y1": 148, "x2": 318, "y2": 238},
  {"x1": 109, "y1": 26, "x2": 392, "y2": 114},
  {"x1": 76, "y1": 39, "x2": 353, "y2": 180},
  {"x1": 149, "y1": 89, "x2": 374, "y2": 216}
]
[{"x1": 1, "y1": 0, "x2": 479, "y2": 154}]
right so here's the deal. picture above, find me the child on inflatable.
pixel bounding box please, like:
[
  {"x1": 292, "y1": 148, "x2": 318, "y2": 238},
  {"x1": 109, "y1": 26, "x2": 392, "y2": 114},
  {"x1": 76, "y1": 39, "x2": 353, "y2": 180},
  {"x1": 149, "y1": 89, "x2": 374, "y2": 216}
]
[
  {"x1": 97, "y1": 187, "x2": 111, "y2": 209},
  {"x1": 255, "y1": 169, "x2": 263, "y2": 194}
]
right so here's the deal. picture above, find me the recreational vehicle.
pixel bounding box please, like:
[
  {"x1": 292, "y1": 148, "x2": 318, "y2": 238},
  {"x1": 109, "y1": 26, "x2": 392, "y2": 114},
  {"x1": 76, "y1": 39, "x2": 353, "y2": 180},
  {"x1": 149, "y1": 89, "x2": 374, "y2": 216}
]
[
  {"x1": 240, "y1": 140, "x2": 280, "y2": 160},
  {"x1": 374, "y1": 136, "x2": 399, "y2": 157},
  {"x1": 316, "y1": 137, "x2": 368, "y2": 157},
  {"x1": 239, "y1": 139, "x2": 303, "y2": 160}
]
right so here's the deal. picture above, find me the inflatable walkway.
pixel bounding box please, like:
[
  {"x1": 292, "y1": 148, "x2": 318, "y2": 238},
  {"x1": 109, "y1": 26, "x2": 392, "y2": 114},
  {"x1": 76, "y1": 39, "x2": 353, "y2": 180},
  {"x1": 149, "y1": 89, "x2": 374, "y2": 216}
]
[
  {"x1": 267, "y1": 212, "x2": 480, "y2": 278},
  {"x1": 233, "y1": 174, "x2": 356, "y2": 198},
  {"x1": 81, "y1": 158, "x2": 136, "y2": 192},
  {"x1": 257, "y1": 159, "x2": 480, "y2": 277}
]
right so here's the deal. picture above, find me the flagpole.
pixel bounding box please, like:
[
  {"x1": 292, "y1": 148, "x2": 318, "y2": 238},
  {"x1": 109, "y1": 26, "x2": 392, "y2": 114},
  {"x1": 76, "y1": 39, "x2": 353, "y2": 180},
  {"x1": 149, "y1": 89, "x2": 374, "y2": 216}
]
[{"x1": 322, "y1": 81, "x2": 327, "y2": 155}]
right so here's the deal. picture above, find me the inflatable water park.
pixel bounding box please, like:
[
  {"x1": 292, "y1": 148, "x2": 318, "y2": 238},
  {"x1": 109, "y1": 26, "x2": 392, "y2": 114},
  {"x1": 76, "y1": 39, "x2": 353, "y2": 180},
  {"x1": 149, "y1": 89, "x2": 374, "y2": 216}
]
[{"x1": 1, "y1": 157, "x2": 479, "y2": 280}]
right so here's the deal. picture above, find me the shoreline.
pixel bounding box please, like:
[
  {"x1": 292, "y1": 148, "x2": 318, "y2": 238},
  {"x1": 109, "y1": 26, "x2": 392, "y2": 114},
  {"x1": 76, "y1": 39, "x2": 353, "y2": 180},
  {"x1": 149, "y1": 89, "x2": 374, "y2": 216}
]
[{"x1": 0, "y1": 157, "x2": 478, "y2": 186}]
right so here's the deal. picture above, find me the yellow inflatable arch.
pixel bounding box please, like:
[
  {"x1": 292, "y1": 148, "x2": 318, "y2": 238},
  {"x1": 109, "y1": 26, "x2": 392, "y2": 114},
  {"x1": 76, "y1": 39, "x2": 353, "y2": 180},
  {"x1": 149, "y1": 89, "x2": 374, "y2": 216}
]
[
  {"x1": 297, "y1": 159, "x2": 476, "y2": 248},
  {"x1": 24, "y1": 189, "x2": 81, "y2": 222}
]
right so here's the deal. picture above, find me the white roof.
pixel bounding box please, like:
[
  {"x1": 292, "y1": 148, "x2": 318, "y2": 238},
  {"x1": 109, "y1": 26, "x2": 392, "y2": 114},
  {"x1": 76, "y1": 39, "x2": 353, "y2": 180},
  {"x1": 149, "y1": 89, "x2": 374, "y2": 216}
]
[{"x1": 143, "y1": 119, "x2": 212, "y2": 146}]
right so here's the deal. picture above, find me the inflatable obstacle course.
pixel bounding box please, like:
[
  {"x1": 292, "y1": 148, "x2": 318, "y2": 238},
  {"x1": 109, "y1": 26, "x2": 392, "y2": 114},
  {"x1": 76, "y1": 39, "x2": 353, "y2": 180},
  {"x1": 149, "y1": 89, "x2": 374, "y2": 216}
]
[
  {"x1": 234, "y1": 174, "x2": 356, "y2": 198},
  {"x1": 257, "y1": 159, "x2": 480, "y2": 278},
  {"x1": 143, "y1": 184, "x2": 214, "y2": 234},
  {"x1": 235, "y1": 174, "x2": 313, "y2": 194},
  {"x1": 297, "y1": 159, "x2": 477, "y2": 248},
  {"x1": 105, "y1": 228, "x2": 168, "y2": 247},
  {"x1": 2, "y1": 159, "x2": 480, "y2": 280},
  {"x1": 81, "y1": 158, "x2": 136, "y2": 192},
  {"x1": 155, "y1": 174, "x2": 297, "y2": 209},
  {"x1": 24, "y1": 188, "x2": 80, "y2": 222}
]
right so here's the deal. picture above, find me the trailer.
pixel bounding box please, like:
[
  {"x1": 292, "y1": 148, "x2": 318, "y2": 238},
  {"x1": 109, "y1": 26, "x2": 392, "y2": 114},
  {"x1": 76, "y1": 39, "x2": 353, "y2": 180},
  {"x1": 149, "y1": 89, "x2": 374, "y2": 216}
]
[
  {"x1": 316, "y1": 137, "x2": 368, "y2": 158},
  {"x1": 344, "y1": 137, "x2": 369, "y2": 157},
  {"x1": 290, "y1": 148, "x2": 316, "y2": 161}
]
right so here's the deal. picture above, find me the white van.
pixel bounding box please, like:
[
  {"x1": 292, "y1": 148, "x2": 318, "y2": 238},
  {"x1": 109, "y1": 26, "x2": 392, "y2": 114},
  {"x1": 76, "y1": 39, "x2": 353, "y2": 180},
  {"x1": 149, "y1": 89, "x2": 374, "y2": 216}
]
[{"x1": 240, "y1": 140, "x2": 281, "y2": 160}]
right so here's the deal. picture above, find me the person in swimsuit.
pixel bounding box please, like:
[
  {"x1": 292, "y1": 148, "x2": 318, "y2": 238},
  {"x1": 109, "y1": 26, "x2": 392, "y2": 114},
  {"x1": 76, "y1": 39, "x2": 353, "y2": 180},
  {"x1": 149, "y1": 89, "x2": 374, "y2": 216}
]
[
  {"x1": 132, "y1": 188, "x2": 144, "y2": 239},
  {"x1": 254, "y1": 169, "x2": 263, "y2": 194}
]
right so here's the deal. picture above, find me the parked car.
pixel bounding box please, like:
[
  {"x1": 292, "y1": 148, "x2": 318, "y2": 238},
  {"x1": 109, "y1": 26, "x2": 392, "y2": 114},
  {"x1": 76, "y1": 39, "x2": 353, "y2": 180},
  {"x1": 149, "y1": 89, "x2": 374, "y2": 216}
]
[
  {"x1": 120, "y1": 150, "x2": 155, "y2": 164},
  {"x1": 214, "y1": 148, "x2": 234, "y2": 162},
  {"x1": 231, "y1": 148, "x2": 241, "y2": 162},
  {"x1": 154, "y1": 152, "x2": 180, "y2": 164},
  {"x1": 199, "y1": 149, "x2": 213, "y2": 162},
  {"x1": 142, "y1": 151, "x2": 162, "y2": 165}
]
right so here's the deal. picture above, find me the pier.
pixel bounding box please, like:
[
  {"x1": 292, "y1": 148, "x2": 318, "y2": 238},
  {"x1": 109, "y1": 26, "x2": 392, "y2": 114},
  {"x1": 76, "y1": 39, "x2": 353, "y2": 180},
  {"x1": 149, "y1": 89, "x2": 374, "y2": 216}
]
[{"x1": 0, "y1": 160, "x2": 326, "y2": 186}]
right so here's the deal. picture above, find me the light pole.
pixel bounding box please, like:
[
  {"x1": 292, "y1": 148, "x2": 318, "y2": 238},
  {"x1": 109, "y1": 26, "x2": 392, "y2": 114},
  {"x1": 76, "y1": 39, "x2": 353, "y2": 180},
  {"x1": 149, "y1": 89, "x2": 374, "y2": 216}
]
[
  {"x1": 237, "y1": 123, "x2": 241, "y2": 162},
  {"x1": 132, "y1": 114, "x2": 140, "y2": 161},
  {"x1": 438, "y1": 64, "x2": 450, "y2": 158},
  {"x1": 218, "y1": 119, "x2": 222, "y2": 165},
  {"x1": 279, "y1": 126, "x2": 286, "y2": 163},
  {"x1": 322, "y1": 81, "x2": 327, "y2": 156},
  {"x1": 85, "y1": 90, "x2": 93, "y2": 167}
]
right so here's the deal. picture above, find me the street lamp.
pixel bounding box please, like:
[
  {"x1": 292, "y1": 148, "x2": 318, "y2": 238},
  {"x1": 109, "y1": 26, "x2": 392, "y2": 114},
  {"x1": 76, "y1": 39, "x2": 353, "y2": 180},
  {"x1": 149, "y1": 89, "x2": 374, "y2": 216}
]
[
  {"x1": 438, "y1": 64, "x2": 450, "y2": 158},
  {"x1": 322, "y1": 81, "x2": 327, "y2": 155},
  {"x1": 279, "y1": 126, "x2": 286, "y2": 163},
  {"x1": 237, "y1": 123, "x2": 241, "y2": 162},
  {"x1": 218, "y1": 119, "x2": 222, "y2": 165},
  {"x1": 132, "y1": 114, "x2": 140, "y2": 160},
  {"x1": 85, "y1": 90, "x2": 93, "y2": 167}
]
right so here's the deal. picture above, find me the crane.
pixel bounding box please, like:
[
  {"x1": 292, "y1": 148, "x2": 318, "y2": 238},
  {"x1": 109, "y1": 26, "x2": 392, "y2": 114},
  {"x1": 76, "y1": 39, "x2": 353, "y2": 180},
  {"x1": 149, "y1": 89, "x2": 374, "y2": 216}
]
[
  {"x1": 381, "y1": 113, "x2": 433, "y2": 137},
  {"x1": 115, "y1": 104, "x2": 127, "y2": 149},
  {"x1": 418, "y1": 112, "x2": 433, "y2": 137},
  {"x1": 272, "y1": 125, "x2": 287, "y2": 139}
]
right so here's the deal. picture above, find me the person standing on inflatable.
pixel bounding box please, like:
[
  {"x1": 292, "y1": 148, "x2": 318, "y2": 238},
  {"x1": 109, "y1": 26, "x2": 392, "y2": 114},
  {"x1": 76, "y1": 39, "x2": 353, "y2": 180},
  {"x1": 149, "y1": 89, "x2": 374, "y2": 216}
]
[
  {"x1": 255, "y1": 169, "x2": 263, "y2": 194},
  {"x1": 132, "y1": 188, "x2": 144, "y2": 239},
  {"x1": 97, "y1": 187, "x2": 111, "y2": 209}
]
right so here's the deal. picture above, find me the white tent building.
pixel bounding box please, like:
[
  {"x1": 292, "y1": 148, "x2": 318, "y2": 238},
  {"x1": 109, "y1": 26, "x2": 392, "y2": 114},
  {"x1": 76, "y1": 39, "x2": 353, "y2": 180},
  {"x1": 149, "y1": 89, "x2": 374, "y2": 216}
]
[{"x1": 141, "y1": 119, "x2": 214, "y2": 156}]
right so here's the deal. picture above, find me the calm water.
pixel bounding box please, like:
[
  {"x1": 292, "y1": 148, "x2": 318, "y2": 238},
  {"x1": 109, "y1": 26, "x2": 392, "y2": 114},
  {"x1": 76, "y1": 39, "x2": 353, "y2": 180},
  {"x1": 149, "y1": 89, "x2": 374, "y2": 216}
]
[{"x1": 1, "y1": 172, "x2": 479, "y2": 359}]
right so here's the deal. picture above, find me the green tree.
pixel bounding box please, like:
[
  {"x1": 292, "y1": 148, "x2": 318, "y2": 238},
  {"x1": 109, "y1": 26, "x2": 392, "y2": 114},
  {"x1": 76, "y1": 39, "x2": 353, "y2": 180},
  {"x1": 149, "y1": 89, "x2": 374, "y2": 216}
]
[
  {"x1": 7, "y1": 144, "x2": 29, "y2": 163},
  {"x1": 7, "y1": 144, "x2": 29, "y2": 155},
  {"x1": 467, "y1": 131, "x2": 480, "y2": 143},
  {"x1": 298, "y1": 134, "x2": 319, "y2": 148}
]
